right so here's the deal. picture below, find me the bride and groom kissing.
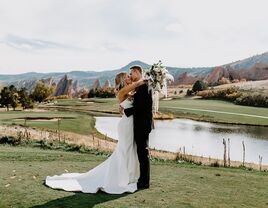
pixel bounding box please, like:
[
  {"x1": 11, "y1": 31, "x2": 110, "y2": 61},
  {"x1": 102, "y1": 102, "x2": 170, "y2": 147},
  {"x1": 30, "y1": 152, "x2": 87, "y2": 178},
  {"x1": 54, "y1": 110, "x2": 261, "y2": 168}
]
[{"x1": 46, "y1": 65, "x2": 153, "y2": 194}]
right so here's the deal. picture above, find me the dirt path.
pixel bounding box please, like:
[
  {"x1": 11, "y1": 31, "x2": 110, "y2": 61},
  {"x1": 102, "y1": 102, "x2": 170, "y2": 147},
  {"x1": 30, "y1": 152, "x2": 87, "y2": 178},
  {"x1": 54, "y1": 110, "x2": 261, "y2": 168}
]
[{"x1": 0, "y1": 125, "x2": 267, "y2": 170}]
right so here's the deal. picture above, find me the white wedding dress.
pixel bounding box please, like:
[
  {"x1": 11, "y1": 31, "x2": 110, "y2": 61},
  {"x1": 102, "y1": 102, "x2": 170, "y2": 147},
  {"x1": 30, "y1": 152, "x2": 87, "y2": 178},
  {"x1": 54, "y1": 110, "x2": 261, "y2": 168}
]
[{"x1": 45, "y1": 99, "x2": 140, "y2": 194}]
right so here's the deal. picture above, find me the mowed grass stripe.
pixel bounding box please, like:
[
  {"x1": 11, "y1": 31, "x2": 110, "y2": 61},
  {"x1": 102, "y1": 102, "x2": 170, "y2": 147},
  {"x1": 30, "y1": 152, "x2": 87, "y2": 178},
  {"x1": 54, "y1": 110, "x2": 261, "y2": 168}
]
[{"x1": 161, "y1": 106, "x2": 268, "y2": 119}]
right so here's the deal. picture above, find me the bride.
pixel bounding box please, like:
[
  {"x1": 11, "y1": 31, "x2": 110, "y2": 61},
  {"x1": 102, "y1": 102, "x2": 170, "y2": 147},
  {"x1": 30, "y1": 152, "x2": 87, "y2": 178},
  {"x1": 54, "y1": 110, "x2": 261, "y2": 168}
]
[{"x1": 45, "y1": 72, "x2": 145, "y2": 194}]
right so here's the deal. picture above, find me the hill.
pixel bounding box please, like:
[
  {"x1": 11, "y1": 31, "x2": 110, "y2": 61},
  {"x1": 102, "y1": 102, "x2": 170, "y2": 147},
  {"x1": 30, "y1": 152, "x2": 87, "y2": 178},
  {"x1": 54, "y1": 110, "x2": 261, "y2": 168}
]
[
  {"x1": 0, "y1": 60, "x2": 213, "y2": 89},
  {"x1": 1, "y1": 52, "x2": 268, "y2": 89}
]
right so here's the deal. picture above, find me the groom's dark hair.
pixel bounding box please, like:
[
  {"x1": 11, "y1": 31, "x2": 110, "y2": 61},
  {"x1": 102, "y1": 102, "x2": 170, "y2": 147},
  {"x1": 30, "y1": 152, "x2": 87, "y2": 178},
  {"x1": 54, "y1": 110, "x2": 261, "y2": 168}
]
[{"x1": 130, "y1": 65, "x2": 142, "y2": 74}]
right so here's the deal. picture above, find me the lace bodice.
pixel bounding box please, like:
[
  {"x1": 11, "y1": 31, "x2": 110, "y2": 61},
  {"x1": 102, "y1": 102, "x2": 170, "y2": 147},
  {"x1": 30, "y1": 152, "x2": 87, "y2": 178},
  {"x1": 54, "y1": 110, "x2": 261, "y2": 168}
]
[{"x1": 120, "y1": 99, "x2": 133, "y2": 109}]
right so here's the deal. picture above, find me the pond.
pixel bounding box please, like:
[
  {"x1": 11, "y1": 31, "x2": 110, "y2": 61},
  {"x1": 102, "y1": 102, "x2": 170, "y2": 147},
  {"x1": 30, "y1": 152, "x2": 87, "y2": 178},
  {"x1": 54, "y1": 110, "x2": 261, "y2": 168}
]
[{"x1": 95, "y1": 117, "x2": 268, "y2": 165}]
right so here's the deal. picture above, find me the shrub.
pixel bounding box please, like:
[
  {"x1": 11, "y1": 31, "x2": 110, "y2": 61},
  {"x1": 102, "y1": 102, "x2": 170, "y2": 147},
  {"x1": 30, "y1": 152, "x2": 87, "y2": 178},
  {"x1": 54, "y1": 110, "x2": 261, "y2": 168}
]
[
  {"x1": 186, "y1": 89, "x2": 194, "y2": 96},
  {"x1": 235, "y1": 93, "x2": 268, "y2": 107},
  {"x1": 197, "y1": 87, "x2": 242, "y2": 101},
  {"x1": 192, "y1": 80, "x2": 208, "y2": 92},
  {"x1": 218, "y1": 77, "x2": 231, "y2": 85},
  {"x1": 88, "y1": 89, "x2": 96, "y2": 98},
  {"x1": 88, "y1": 88, "x2": 115, "y2": 98},
  {"x1": 0, "y1": 136, "x2": 21, "y2": 145}
]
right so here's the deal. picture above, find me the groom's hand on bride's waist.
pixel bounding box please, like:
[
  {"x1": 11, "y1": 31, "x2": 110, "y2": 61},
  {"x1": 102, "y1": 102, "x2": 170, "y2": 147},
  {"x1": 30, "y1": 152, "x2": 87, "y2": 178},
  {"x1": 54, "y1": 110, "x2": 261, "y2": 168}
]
[{"x1": 124, "y1": 107, "x2": 134, "y2": 117}]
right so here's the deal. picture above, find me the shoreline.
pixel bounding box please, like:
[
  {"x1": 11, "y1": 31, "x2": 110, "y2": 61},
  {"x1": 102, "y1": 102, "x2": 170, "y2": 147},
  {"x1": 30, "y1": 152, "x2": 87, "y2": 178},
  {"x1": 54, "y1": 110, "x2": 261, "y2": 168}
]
[
  {"x1": 38, "y1": 105, "x2": 268, "y2": 127},
  {"x1": 1, "y1": 124, "x2": 267, "y2": 171}
]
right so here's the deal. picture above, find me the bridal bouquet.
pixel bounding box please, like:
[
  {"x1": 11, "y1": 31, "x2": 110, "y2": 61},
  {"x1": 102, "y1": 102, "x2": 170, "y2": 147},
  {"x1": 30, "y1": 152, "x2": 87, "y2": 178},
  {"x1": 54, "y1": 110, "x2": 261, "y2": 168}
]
[{"x1": 143, "y1": 60, "x2": 174, "y2": 95}]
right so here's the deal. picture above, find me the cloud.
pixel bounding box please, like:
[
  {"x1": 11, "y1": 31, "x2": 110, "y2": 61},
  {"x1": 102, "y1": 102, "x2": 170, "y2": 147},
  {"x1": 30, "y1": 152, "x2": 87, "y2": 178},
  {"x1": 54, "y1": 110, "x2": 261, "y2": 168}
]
[
  {"x1": 1, "y1": 34, "x2": 84, "y2": 52},
  {"x1": 1, "y1": 0, "x2": 268, "y2": 74},
  {"x1": 165, "y1": 22, "x2": 184, "y2": 34}
]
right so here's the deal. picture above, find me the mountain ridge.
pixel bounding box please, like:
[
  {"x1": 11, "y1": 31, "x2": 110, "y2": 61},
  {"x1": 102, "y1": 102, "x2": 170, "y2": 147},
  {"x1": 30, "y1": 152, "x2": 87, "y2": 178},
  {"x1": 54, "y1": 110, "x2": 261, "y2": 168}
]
[{"x1": 1, "y1": 52, "x2": 268, "y2": 88}]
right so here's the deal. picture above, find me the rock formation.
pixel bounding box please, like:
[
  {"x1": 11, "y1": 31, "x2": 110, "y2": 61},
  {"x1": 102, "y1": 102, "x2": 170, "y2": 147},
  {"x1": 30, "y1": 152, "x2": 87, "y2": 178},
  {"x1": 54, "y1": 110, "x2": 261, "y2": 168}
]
[
  {"x1": 103, "y1": 80, "x2": 111, "y2": 89},
  {"x1": 175, "y1": 63, "x2": 268, "y2": 86},
  {"x1": 92, "y1": 79, "x2": 101, "y2": 90},
  {"x1": 174, "y1": 72, "x2": 201, "y2": 85},
  {"x1": 53, "y1": 75, "x2": 80, "y2": 97}
]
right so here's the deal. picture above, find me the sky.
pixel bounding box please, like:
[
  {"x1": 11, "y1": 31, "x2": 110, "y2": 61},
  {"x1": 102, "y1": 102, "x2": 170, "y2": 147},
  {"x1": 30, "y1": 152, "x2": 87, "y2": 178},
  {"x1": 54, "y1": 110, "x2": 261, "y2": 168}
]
[{"x1": 1, "y1": 0, "x2": 268, "y2": 74}]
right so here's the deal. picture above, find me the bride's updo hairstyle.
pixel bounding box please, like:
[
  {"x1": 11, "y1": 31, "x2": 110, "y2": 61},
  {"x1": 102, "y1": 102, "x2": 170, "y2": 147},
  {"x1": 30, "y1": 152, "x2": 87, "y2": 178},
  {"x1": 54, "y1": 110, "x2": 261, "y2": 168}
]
[{"x1": 114, "y1": 72, "x2": 128, "y2": 93}]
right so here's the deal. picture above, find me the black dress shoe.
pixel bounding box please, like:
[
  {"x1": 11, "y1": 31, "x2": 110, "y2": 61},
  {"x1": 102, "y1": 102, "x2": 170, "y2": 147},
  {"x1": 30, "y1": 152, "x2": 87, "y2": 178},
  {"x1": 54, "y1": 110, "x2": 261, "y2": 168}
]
[{"x1": 137, "y1": 182, "x2": 149, "y2": 189}]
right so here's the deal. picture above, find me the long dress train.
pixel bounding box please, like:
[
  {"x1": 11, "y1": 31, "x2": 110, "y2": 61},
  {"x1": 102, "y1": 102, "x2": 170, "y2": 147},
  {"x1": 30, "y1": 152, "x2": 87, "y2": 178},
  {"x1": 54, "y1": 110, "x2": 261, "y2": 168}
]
[{"x1": 45, "y1": 99, "x2": 140, "y2": 194}]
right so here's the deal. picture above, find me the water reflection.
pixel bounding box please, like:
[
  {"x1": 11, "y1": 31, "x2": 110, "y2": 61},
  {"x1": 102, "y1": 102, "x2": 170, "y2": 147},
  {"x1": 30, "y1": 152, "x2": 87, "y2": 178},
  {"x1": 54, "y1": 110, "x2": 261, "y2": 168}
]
[{"x1": 95, "y1": 117, "x2": 268, "y2": 165}]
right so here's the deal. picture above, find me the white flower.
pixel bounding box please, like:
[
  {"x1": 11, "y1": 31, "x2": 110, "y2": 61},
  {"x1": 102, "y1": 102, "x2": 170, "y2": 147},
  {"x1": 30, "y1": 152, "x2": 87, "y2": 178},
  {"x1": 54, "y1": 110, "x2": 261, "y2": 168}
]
[{"x1": 143, "y1": 60, "x2": 174, "y2": 94}]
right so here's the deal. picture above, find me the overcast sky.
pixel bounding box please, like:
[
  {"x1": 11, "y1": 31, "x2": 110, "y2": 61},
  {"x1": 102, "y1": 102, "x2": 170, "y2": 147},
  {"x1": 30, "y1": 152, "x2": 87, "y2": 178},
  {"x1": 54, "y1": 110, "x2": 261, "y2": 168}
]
[{"x1": 1, "y1": 0, "x2": 268, "y2": 74}]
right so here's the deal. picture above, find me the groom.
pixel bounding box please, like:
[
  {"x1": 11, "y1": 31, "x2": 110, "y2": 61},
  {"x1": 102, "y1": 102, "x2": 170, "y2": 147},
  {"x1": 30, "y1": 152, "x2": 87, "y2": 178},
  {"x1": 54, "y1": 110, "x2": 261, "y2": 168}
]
[{"x1": 124, "y1": 65, "x2": 153, "y2": 189}]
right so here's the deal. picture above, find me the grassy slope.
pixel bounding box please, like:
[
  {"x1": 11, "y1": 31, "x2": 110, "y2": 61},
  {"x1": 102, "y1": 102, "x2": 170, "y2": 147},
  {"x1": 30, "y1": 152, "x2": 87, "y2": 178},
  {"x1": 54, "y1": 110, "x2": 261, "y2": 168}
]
[
  {"x1": 49, "y1": 98, "x2": 268, "y2": 126},
  {"x1": 0, "y1": 145, "x2": 268, "y2": 208}
]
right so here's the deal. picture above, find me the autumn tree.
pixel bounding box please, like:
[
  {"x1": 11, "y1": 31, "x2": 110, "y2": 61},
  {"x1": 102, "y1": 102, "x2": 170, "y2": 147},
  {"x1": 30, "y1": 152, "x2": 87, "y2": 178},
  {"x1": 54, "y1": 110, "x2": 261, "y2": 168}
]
[{"x1": 30, "y1": 81, "x2": 54, "y2": 102}]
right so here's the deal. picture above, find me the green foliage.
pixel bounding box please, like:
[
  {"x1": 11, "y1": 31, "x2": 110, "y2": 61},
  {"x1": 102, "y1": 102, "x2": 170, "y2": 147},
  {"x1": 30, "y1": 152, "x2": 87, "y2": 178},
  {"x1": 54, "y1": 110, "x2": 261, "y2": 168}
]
[
  {"x1": 0, "y1": 85, "x2": 19, "y2": 111},
  {"x1": 186, "y1": 89, "x2": 193, "y2": 96},
  {"x1": 9, "y1": 85, "x2": 19, "y2": 110},
  {"x1": 30, "y1": 81, "x2": 54, "y2": 102},
  {"x1": 0, "y1": 86, "x2": 10, "y2": 110},
  {"x1": 0, "y1": 86, "x2": 35, "y2": 110},
  {"x1": 192, "y1": 80, "x2": 208, "y2": 92},
  {"x1": 0, "y1": 136, "x2": 21, "y2": 145},
  {"x1": 18, "y1": 88, "x2": 33, "y2": 109},
  {"x1": 88, "y1": 88, "x2": 115, "y2": 98},
  {"x1": 88, "y1": 89, "x2": 96, "y2": 98}
]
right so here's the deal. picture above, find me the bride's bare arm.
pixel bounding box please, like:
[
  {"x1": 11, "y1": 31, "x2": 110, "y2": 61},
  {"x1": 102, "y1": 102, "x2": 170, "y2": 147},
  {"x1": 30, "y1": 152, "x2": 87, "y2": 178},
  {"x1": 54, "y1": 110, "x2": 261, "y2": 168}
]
[{"x1": 118, "y1": 79, "x2": 144, "y2": 102}]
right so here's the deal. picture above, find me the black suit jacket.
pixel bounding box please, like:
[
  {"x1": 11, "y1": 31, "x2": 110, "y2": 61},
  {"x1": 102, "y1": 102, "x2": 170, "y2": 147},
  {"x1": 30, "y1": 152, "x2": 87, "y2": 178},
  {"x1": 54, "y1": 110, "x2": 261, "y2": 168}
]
[{"x1": 124, "y1": 84, "x2": 153, "y2": 137}]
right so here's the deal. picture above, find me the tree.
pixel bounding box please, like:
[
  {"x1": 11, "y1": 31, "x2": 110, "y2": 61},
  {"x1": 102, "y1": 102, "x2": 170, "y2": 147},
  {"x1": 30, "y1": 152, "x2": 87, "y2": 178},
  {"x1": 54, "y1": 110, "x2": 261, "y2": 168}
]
[
  {"x1": 0, "y1": 85, "x2": 19, "y2": 111},
  {"x1": 9, "y1": 85, "x2": 19, "y2": 110},
  {"x1": 0, "y1": 87, "x2": 11, "y2": 111},
  {"x1": 192, "y1": 80, "x2": 208, "y2": 92},
  {"x1": 30, "y1": 81, "x2": 53, "y2": 102},
  {"x1": 18, "y1": 88, "x2": 33, "y2": 109},
  {"x1": 88, "y1": 89, "x2": 96, "y2": 98}
]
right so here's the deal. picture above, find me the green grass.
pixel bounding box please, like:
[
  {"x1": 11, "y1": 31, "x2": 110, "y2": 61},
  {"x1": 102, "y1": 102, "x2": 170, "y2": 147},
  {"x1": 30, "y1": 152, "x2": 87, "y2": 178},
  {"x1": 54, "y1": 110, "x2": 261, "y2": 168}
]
[
  {"x1": 0, "y1": 145, "x2": 268, "y2": 208},
  {"x1": 1, "y1": 97, "x2": 267, "y2": 139},
  {"x1": 37, "y1": 97, "x2": 268, "y2": 126},
  {"x1": 58, "y1": 98, "x2": 268, "y2": 125},
  {"x1": 159, "y1": 98, "x2": 268, "y2": 125},
  {"x1": 0, "y1": 110, "x2": 96, "y2": 135},
  {"x1": 53, "y1": 98, "x2": 118, "y2": 112}
]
